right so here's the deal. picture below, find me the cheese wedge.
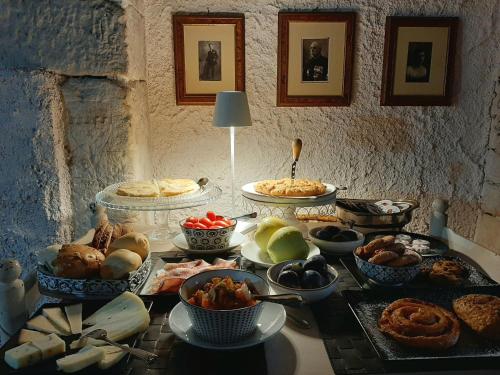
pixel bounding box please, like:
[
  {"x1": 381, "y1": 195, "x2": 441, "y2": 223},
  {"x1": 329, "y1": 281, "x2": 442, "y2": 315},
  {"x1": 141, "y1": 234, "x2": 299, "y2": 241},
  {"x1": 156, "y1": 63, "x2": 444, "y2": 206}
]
[
  {"x1": 43, "y1": 307, "x2": 71, "y2": 335},
  {"x1": 97, "y1": 345, "x2": 128, "y2": 369},
  {"x1": 4, "y1": 342, "x2": 42, "y2": 369},
  {"x1": 26, "y1": 315, "x2": 64, "y2": 335},
  {"x1": 4, "y1": 333, "x2": 65, "y2": 369},
  {"x1": 18, "y1": 329, "x2": 48, "y2": 344},
  {"x1": 83, "y1": 291, "x2": 146, "y2": 326},
  {"x1": 64, "y1": 304, "x2": 82, "y2": 334},
  {"x1": 56, "y1": 345, "x2": 105, "y2": 373},
  {"x1": 31, "y1": 333, "x2": 66, "y2": 359}
]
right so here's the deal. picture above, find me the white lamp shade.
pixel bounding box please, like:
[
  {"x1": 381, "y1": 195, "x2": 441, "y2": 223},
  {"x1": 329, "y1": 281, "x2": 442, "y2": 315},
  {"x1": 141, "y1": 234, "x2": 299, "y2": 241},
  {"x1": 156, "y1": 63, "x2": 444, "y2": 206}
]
[{"x1": 213, "y1": 91, "x2": 252, "y2": 128}]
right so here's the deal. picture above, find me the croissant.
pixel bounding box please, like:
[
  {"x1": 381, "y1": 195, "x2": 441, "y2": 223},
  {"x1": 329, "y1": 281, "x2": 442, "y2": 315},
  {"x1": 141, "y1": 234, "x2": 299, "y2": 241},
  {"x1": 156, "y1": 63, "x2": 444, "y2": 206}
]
[{"x1": 379, "y1": 298, "x2": 460, "y2": 350}]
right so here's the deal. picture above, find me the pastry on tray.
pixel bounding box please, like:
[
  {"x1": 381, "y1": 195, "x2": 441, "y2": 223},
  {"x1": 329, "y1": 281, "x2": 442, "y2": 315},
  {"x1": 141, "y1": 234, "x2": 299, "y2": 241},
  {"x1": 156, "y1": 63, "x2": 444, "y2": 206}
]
[
  {"x1": 419, "y1": 260, "x2": 468, "y2": 286},
  {"x1": 116, "y1": 178, "x2": 199, "y2": 198},
  {"x1": 255, "y1": 178, "x2": 327, "y2": 197},
  {"x1": 453, "y1": 294, "x2": 500, "y2": 340},
  {"x1": 378, "y1": 298, "x2": 461, "y2": 350}
]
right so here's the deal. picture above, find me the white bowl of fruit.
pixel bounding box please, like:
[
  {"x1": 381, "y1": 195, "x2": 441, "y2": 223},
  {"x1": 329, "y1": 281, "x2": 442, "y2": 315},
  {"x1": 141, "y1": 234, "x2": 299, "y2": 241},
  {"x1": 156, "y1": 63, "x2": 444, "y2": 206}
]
[
  {"x1": 180, "y1": 211, "x2": 236, "y2": 250},
  {"x1": 267, "y1": 255, "x2": 339, "y2": 303}
]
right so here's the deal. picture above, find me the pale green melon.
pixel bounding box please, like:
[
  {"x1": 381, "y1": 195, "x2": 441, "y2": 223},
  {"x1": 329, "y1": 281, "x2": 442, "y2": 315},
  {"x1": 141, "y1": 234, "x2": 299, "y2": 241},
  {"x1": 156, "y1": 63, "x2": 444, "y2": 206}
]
[
  {"x1": 267, "y1": 226, "x2": 309, "y2": 263},
  {"x1": 254, "y1": 217, "x2": 288, "y2": 251}
]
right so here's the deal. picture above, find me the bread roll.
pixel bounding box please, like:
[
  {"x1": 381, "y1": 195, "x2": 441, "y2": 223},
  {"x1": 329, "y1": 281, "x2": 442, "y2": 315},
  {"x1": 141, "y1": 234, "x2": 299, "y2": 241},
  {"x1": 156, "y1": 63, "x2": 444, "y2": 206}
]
[
  {"x1": 100, "y1": 249, "x2": 142, "y2": 279},
  {"x1": 53, "y1": 245, "x2": 105, "y2": 279},
  {"x1": 108, "y1": 232, "x2": 150, "y2": 260}
]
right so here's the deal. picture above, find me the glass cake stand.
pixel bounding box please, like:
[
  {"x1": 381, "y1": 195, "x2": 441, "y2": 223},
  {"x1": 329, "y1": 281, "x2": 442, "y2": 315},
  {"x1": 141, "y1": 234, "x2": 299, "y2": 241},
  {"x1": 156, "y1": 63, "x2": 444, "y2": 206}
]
[{"x1": 95, "y1": 180, "x2": 222, "y2": 240}]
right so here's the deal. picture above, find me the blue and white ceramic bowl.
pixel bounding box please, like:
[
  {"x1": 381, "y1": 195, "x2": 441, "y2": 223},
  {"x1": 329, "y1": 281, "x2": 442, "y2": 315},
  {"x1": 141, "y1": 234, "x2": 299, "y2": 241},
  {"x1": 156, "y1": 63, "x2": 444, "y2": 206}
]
[
  {"x1": 179, "y1": 269, "x2": 268, "y2": 344},
  {"x1": 180, "y1": 219, "x2": 236, "y2": 250},
  {"x1": 353, "y1": 250, "x2": 421, "y2": 285}
]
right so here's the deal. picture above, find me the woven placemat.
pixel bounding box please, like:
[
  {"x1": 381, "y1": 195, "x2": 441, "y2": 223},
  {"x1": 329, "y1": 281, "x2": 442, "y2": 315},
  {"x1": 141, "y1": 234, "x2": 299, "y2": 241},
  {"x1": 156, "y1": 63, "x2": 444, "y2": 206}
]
[
  {"x1": 311, "y1": 256, "x2": 386, "y2": 374},
  {"x1": 125, "y1": 296, "x2": 267, "y2": 375}
]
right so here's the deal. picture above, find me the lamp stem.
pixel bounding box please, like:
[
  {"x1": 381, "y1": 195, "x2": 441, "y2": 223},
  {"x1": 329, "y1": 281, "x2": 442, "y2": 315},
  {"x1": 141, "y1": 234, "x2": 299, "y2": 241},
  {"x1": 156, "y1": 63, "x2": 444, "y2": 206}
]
[{"x1": 230, "y1": 126, "x2": 235, "y2": 216}]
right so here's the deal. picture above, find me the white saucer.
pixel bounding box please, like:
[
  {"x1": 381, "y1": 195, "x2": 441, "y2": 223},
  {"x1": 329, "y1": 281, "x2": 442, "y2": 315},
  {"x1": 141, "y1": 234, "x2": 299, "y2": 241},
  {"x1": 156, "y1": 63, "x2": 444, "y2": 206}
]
[
  {"x1": 169, "y1": 301, "x2": 286, "y2": 350},
  {"x1": 241, "y1": 241, "x2": 320, "y2": 268},
  {"x1": 172, "y1": 232, "x2": 247, "y2": 255}
]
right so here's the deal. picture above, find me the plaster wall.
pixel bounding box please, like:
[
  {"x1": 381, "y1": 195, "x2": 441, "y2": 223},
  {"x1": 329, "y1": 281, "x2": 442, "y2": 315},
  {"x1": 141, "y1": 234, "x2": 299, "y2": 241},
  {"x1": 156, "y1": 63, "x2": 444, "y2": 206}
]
[{"x1": 145, "y1": 0, "x2": 499, "y2": 240}]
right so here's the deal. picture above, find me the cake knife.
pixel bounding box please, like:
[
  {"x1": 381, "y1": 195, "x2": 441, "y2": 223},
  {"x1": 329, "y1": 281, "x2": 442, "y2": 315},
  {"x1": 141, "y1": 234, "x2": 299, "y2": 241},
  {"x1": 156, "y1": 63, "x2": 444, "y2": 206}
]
[{"x1": 291, "y1": 138, "x2": 302, "y2": 180}]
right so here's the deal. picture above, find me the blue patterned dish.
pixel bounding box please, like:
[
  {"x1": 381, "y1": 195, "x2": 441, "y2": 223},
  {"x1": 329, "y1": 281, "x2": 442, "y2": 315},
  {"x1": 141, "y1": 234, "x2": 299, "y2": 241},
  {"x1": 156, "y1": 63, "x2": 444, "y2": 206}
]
[
  {"x1": 180, "y1": 219, "x2": 236, "y2": 250},
  {"x1": 179, "y1": 269, "x2": 268, "y2": 344},
  {"x1": 37, "y1": 254, "x2": 151, "y2": 299},
  {"x1": 353, "y1": 251, "x2": 420, "y2": 285}
]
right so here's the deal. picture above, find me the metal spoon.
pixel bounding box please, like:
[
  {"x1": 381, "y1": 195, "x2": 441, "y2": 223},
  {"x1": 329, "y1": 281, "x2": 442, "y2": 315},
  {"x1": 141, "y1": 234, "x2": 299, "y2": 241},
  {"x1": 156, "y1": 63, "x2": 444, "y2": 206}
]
[
  {"x1": 253, "y1": 293, "x2": 304, "y2": 308},
  {"x1": 82, "y1": 329, "x2": 158, "y2": 364},
  {"x1": 232, "y1": 212, "x2": 257, "y2": 221},
  {"x1": 286, "y1": 311, "x2": 311, "y2": 329},
  {"x1": 197, "y1": 177, "x2": 209, "y2": 189}
]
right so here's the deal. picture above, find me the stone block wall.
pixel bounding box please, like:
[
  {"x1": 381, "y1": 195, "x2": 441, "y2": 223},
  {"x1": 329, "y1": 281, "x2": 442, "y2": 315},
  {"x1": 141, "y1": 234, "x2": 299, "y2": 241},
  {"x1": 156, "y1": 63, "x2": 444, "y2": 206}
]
[{"x1": 0, "y1": 0, "x2": 150, "y2": 275}]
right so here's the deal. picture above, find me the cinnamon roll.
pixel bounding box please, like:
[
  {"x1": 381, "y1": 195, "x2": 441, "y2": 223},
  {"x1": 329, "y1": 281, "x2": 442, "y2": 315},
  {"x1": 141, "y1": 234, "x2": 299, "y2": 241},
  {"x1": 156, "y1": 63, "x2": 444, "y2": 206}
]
[{"x1": 379, "y1": 298, "x2": 460, "y2": 350}]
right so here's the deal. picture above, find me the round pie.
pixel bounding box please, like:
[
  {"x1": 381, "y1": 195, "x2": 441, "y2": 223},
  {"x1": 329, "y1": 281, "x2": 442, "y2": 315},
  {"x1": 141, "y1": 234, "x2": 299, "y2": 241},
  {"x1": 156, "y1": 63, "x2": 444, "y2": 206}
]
[
  {"x1": 157, "y1": 178, "x2": 199, "y2": 197},
  {"x1": 379, "y1": 298, "x2": 460, "y2": 350},
  {"x1": 255, "y1": 178, "x2": 327, "y2": 197}
]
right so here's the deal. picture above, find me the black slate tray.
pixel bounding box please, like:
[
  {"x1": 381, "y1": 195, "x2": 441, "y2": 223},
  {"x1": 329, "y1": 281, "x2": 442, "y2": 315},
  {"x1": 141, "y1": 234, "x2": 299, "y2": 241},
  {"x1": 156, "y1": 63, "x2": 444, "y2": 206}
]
[
  {"x1": 341, "y1": 255, "x2": 496, "y2": 290},
  {"x1": 0, "y1": 300, "x2": 152, "y2": 375},
  {"x1": 342, "y1": 286, "x2": 500, "y2": 370}
]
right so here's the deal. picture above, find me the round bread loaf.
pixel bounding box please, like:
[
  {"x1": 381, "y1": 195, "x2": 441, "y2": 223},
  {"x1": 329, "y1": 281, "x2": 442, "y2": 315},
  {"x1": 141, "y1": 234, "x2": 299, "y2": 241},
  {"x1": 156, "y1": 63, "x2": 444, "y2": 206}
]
[
  {"x1": 53, "y1": 244, "x2": 105, "y2": 279},
  {"x1": 108, "y1": 232, "x2": 150, "y2": 260},
  {"x1": 100, "y1": 249, "x2": 142, "y2": 279}
]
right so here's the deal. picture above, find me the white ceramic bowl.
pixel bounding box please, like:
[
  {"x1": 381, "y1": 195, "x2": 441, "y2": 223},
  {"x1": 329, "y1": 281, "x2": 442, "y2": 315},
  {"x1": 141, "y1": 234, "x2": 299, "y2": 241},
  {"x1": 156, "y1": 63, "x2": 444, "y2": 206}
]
[
  {"x1": 179, "y1": 269, "x2": 268, "y2": 344},
  {"x1": 309, "y1": 226, "x2": 364, "y2": 255},
  {"x1": 267, "y1": 260, "x2": 339, "y2": 303},
  {"x1": 353, "y1": 250, "x2": 421, "y2": 285}
]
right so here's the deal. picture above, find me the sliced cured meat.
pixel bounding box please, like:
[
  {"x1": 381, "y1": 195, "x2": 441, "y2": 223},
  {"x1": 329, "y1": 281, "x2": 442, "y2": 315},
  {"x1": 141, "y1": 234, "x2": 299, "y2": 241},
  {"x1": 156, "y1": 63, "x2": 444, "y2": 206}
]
[{"x1": 149, "y1": 258, "x2": 238, "y2": 294}]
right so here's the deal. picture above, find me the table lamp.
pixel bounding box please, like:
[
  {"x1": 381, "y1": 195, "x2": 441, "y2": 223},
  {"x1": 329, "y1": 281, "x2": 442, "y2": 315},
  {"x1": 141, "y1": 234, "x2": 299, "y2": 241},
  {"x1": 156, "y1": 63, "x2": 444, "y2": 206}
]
[{"x1": 213, "y1": 91, "x2": 252, "y2": 214}]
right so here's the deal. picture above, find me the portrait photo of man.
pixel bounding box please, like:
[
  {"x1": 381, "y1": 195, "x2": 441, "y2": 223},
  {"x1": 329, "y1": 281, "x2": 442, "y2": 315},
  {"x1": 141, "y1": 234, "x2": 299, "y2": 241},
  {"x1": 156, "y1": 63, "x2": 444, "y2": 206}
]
[
  {"x1": 199, "y1": 41, "x2": 221, "y2": 81},
  {"x1": 302, "y1": 38, "x2": 329, "y2": 82},
  {"x1": 405, "y1": 42, "x2": 433, "y2": 83}
]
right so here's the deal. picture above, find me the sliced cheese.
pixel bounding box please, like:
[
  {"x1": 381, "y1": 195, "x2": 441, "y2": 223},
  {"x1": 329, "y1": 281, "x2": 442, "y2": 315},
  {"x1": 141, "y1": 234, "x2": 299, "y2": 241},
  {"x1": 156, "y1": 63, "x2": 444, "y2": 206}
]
[
  {"x1": 4, "y1": 342, "x2": 42, "y2": 369},
  {"x1": 97, "y1": 345, "x2": 128, "y2": 369},
  {"x1": 18, "y1": 329, "x2": 48, "y2": 344},
  {"x1": 69, "y1": 337, "x2": 106, "y2": 350},
  {"x1": 83, "y1": 291, "x2": 146, "y2": 326},
  {"x1": 64, "y1": 304, "x2": 82, "y2": 334},
  {"x1": 56, "y1": 345, "x2": 105, "y2": 373},
  {"x1": 42, "y1": 307, "x2": 71, "y2": 335},
  {"x1": 26, "y1": 314, "x2": 64, "y2": 335},
  {"x1": 31, "y1": 333, "x2": 66, "y2": 359}
]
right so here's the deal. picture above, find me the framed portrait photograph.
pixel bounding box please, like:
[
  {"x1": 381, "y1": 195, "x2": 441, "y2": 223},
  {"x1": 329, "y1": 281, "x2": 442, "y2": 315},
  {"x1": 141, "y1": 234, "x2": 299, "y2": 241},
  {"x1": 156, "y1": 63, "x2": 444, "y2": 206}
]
[
  {"x1": 381, "y1": 17, "x2": 458, "y2": 106},
  {"x1": 173, "y1": 14, "x2": 245, "y2": 105},
  {"x1": 277, "y1": 12, "x2": 356, "y2": 107}
]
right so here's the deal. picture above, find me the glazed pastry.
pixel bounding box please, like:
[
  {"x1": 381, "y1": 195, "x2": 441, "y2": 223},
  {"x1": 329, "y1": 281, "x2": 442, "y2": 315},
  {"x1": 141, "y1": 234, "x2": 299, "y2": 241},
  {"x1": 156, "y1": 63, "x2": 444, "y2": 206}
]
[
  {"x1": 53, "y1": 245, "x2": 105, "y2": 279},
  {"x1": 100, "y1": 249, "x2": 142, "y2": 279},
  {"x1": 355, "y1": 236, "x2": 395, "y2": 259},
  {"x1": 108, "y1": 232, "x2": 150, "y2": 260},
  {"x1": 92, "y1": 220, "x2": 114, "y2": 252},
  {"x1": 383, "y1": 242, "x2": 406, "y2": 255},
  {"x1": 428, "y1": 260, "x2": 467, "y2": 286},
  {"x1": 368, "y1": 251, "x2": 399, "y2": 265},
  {"x1": 453, "y1": 294, "x2": 500, "y2": 340},
  {"x1": 386, "y1": 251, "x2": 421, "y2": 267},
  {"x1": 255, "y1": 178, "x2": 326, "y2": 197},
  {"x1": 379, "y1": 298, "x2": 460, "y2": 350}
]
